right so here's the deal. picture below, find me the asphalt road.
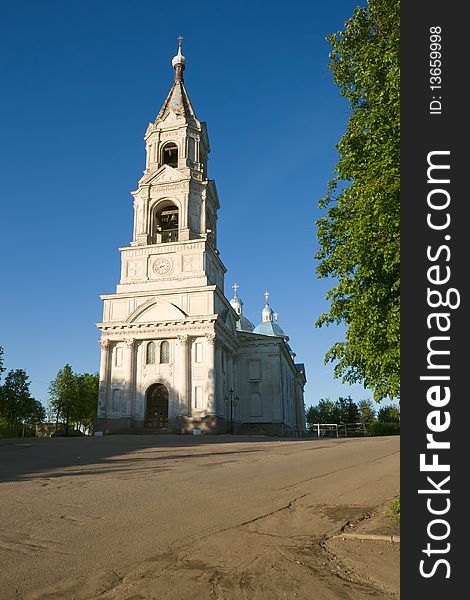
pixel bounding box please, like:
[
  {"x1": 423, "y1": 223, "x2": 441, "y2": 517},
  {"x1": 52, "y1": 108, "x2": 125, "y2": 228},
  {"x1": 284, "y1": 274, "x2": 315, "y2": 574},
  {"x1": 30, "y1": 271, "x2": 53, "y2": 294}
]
[{"x1": 0, "y1": 434, "x2": 400, "y2": 599}]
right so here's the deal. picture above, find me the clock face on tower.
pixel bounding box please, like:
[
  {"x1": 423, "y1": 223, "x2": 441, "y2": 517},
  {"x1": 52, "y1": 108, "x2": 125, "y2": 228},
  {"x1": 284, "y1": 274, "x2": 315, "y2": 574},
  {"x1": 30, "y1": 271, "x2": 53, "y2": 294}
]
[{"x1": 153, "y1": 258, "x2": 172, "y2": 276}]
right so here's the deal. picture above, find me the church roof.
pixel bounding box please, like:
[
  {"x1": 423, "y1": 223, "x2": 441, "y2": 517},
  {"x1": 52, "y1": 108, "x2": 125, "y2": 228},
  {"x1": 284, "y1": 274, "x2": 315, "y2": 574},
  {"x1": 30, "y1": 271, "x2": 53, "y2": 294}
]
[
  {"x1": 229, "y1": 283, "x2": 254, "y2": 332},
  {"x1": 156, "y1": 79, "x2": 197, "y2": 123},
  {"x1": 156, "y1": 38, "x2": 198, "y2": 124},
  {"x1": 253, "y1": 321, "x2": 286, "y2": 337},
  {"x1": 253, "y1": 290, "x2": 289, "y2": 340},
  {"x1": 239, "y1": 314, "x2": 255, "y2": 333}
]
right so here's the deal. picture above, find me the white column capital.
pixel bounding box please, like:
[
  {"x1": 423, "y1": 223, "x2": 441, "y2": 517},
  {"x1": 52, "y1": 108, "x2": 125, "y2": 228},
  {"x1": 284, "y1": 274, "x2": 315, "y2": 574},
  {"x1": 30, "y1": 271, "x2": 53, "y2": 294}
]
[
  {"x1": 99, "y1": 338, "x2": 110, "y2": 350},
  {"x1": 205, "y1": 333, "x2": 216, "y2": 345}
]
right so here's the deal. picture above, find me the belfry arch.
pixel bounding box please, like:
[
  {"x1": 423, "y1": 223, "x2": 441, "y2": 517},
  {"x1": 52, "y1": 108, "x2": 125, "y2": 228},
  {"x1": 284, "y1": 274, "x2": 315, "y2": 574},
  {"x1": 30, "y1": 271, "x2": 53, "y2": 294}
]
[
  {"x1": 161, "y1": 142, "x2": 178, "y2": 168},
  {"x1": 152, "y1": 200, "x2": 179, "y2": 243}
]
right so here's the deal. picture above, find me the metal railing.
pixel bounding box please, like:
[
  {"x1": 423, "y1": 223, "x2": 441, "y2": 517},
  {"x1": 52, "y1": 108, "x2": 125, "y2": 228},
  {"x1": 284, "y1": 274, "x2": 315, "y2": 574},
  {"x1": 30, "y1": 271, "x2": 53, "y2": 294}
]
[{"x1": 161, "y1": 229, "x2": 178, "y2": 243}]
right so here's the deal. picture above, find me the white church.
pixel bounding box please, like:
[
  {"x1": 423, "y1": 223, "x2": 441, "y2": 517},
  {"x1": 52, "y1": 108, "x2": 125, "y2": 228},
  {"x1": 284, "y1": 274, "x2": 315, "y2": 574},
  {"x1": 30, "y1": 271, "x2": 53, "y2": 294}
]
[{"x1": 95, "y1": 42, "x2": 306, "y2": 435}]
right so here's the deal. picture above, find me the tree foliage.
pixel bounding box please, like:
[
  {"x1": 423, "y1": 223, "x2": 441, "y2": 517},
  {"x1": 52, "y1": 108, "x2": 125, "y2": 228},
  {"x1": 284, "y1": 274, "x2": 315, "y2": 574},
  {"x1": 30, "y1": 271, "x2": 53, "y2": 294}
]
[
  {"x1": 316, "y1": 0, "x2": 400, "y2": 401},
  {"x1": 0, "y1": 345, "x2": 4, "y2": 377},
  {"x1": 377, "y1": 404, "x2": 400, "y2": 422},
  {"x1": 49, "y1": 366, "x2": 98, "y2": 433},
  {"x1": 358, "y1": 399, "x2": 377, "y2": 423},
  {"x1": 0, "y1": 369, "x2": 45, "y2": 436},
  {"x1": 305, "y1": 396, "x2": 360, "y2": 426}
]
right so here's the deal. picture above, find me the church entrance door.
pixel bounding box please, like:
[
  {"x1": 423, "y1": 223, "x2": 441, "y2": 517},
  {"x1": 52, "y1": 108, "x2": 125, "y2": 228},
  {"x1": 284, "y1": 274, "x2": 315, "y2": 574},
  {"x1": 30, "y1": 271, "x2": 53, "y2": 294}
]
[{"x1": 145, "y1": 384, "x2": 169, "y2": 428}]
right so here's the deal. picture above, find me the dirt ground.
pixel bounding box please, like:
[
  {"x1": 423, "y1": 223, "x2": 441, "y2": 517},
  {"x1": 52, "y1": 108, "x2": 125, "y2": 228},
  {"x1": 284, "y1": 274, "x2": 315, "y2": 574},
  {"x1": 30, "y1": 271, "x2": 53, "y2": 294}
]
[{"x1": 0, "y1": 435, "x2": 400, "y2": 599}]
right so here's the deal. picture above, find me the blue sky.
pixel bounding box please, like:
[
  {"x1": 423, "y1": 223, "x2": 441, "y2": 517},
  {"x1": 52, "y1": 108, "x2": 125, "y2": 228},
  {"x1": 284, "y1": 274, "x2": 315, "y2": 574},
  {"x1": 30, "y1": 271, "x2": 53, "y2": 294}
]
[{"x1": 0, "y1": 0, "x2": 394, "y2": 410}]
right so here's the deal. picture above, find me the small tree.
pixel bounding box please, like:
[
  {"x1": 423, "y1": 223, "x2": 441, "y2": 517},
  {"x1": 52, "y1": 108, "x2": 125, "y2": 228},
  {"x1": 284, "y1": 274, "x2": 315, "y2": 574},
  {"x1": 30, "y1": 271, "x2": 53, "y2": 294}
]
[
  {"x1": 377, "y1": 405, "x2": 400, "y2": 423},
  {"x1": 305, "y1": 405, "x2": 321, "y2": 431},
  {"x1": 74, "y1": 373, "x2": 99, "y2": 433},
  {"x1": 19, "y1": 397, "x2": 46, "y2": 436},
  {"x1": 0, "y1": 345, "x2": 4, "y2": 377},
  {"x1": 0, "y1": 370, "x2": 32, "y2": 435},
  {"x1": 49, "y1": 365, "x2": 79, "y2": 435},
  {"x1": 359, "y1": 399, "x2": 377, "y2": 424},
  {"x1": 335, "y1": 396, "x2": 360, "y2": 423}
]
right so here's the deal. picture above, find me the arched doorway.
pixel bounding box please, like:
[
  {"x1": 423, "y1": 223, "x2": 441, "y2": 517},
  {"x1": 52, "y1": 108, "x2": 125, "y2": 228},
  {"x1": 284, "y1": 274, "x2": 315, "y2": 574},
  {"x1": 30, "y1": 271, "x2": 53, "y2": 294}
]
[{"x1": 145, "y1": 384, "x2": 169, "y2": 428}]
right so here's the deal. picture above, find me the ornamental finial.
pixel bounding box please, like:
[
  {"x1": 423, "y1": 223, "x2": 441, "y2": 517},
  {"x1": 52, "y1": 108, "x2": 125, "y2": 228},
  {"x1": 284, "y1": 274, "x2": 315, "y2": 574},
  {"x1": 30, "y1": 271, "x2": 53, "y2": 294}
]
[{"x1": 172, "y1": 34, "x2": 186, "y2": 78}]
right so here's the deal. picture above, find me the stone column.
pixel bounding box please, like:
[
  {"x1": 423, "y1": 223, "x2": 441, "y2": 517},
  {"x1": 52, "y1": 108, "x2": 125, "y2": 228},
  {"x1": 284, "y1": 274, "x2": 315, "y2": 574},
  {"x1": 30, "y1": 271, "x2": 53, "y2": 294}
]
[
  {"x1": 177, "y1": 335, "x2": 190, "y2": 415},
  {"x1": 124, "y1": 338, "x2": 135, "y2": 417},
  {"x1": 98, "y1": 338, "x2": 110, "y2": 417},
  {"x1": 205, "y1": 333, "x2": 216, "y2": 414}
]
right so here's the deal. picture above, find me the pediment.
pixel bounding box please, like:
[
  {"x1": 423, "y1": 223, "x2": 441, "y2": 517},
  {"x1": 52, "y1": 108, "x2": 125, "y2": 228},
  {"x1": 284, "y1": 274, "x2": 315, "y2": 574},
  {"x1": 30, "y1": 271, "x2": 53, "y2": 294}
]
[
  {"x1": 141, "y1": 165, "x2": 182, "y2": 186},
  {"x1": 127, "y1": 298, "x2": 187, "y2": 323},
  {"x1": 159, "y1": 108, "x2": 183, "y2": 125}
]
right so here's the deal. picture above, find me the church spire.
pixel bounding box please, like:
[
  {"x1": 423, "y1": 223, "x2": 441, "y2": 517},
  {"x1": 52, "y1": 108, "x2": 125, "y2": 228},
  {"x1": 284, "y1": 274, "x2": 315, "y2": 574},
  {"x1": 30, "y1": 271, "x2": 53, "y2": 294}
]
[{"x1": 155, "y1": 36, "x2": 196, "y2": 124}]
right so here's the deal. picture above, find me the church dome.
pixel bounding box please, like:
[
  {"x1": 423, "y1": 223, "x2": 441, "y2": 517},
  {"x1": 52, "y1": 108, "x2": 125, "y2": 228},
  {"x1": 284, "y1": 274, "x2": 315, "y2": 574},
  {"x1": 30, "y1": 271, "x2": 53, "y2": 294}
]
[
  {"x1": 229, "y1": 284, "x2": 255, "y2": 332},
  {"x1": 172, "y1": 46, "x2": 186, "y2": 68},
  {"x1": 239, "y1": 315, "x2": 255, "y2": 333},
  {"x1": 253, "y1": 320, "x2": 286, "y2": 337},
  {"x1": 253, "y1": 291, "x2": 289, "y2": 340},
  {"x1": 172, "y1": 36, "x2": 186, "y2": 68}
]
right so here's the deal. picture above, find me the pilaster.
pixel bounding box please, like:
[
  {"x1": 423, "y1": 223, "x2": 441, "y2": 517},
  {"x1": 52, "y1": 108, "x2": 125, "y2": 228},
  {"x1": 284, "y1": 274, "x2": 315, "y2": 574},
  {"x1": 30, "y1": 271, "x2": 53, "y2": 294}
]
[
  {"x1": 205, "y1": 333, "x2": 216, "y2": 414},
  {"x1": 124, "y1": 338, "x2": 135, "y2": 417},
  {"x1": 98, "y1": 339, "x2": 110, "y2": 417},
  {"x1": 177, "y1": 334, "x2": 190, "y2": 414}
]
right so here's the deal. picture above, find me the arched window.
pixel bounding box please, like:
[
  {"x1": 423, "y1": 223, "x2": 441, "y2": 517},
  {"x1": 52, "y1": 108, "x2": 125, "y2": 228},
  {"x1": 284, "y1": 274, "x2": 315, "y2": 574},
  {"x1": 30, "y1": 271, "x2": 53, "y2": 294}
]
[
  {"x1": 154, "y1": 203, "x2": 179, "y2": 243},
  {"x1": 162, "y1": 143, "x2": 178, "y2": 168},
  {"x1": 146, "y1": 342, "x2": 156, "y2": 365},
  {"x1": 160, "y1": 340, "x2": 170, "y2": 364}
]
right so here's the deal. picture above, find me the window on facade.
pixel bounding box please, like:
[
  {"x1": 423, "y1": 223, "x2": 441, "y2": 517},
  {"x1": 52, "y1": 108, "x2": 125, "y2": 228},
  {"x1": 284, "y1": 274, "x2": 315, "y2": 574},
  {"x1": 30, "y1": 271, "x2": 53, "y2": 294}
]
[
  {"x1": 115, "y1": 346, "x2": 123, "y2": 367},
  {"x1": 194, "y1": 342, "x2": 203, "y2": 363},
  {"x1": 162, "y1": 143, "x2": 178, "y2": 168},
  {"x1": 146, "y1": 342, "x2": 156, "y2": 365},
  {"x1": 194, "y1": 386, "x2": 202, "y2": 409},
  {"x1": 160, "y1": 340, "x2": 170, "y2": 363}
]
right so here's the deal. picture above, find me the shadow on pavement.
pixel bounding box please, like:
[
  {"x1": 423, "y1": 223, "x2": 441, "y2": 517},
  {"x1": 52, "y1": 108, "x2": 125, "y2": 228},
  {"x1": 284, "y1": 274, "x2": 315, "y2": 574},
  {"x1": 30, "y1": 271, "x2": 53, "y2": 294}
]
[{"x1": 0, "y1": 434, "x2": 313, "y2": 484}]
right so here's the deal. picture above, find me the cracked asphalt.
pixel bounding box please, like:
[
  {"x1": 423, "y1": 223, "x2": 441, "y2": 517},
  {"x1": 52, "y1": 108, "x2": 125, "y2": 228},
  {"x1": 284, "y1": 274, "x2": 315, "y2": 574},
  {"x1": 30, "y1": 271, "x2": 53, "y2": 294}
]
[{"x1": 0, "y1": 434, "x2": 400, "y2": 599}]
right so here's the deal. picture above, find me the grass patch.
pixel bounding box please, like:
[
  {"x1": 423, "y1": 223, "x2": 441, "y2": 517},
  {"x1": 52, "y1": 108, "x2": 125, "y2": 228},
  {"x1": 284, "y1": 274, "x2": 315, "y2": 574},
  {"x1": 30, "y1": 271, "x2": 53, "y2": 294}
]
[{"x1": 391, "y1": 494, "x2": 400, "y2": 523}]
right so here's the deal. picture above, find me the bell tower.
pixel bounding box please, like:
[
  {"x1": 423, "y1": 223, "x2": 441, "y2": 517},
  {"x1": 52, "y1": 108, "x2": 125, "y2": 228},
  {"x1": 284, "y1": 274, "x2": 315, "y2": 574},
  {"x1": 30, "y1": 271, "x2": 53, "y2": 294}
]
[
  {"x1": 130, "y1": 37, "x2": 218, "y2": 255},
  {"x1": 96, "y1": 40, "x2": 238, "y2": 434}
]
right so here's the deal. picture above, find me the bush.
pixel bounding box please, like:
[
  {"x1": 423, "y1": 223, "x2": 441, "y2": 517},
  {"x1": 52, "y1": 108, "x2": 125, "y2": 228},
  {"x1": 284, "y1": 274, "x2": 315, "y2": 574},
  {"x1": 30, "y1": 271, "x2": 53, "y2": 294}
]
[
  {"x1": 391, "y1": 494, "x2": 400, "y2": 523},
  {"x1": 368, "y1": 421, "x2": 400, "y2": 436}
]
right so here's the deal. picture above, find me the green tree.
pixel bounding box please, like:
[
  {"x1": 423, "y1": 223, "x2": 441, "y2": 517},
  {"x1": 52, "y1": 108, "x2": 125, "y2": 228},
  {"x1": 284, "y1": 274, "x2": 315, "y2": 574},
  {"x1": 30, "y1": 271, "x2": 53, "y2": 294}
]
[
  {"x1": 0, "y1": 345, "x2": 4, "y2": 377},
  {"x1": 49, "y1": 364, "x2": 78, "y2": 435},
  {"x1": 315, "y1": 0, "x2": 400, "y2": 402},
  {"x1": 359, "y1": 399, "x2": 377, "y2": 423},
  {"x1": 377, "y1": 405, "x2": 400, "y2": 422},
  {"x1": 335, "y1": 396, "x2": 360, "y2": 423},
  {"x1": 48, "y1": 367, "x2": 98, "y2": 434},
  {"x1": 305, "y1": 405, "x2": 321, "y2": 431},
  {"x1": 19, "y1": 397, "x2": 46, "y2": 435},
  {"x1": 0, "y1": 369, "x2": 39, "y2": 435},
  {"x1": 74, "y1": 373, "x2": 99, "y2": 432}
]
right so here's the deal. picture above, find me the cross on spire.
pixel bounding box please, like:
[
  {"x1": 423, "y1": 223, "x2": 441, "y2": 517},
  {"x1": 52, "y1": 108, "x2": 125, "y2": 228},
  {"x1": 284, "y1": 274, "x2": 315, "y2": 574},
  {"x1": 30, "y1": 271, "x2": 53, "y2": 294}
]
[
  {"x1": 232, "y1": 283, "x2": 239, "y2": 297},
  {"x1": 264, "y1": 290, "x2": 270, "y2": 304},
  {"x1": 177, "y1": 34, "x2": 183, "y2": 49}
]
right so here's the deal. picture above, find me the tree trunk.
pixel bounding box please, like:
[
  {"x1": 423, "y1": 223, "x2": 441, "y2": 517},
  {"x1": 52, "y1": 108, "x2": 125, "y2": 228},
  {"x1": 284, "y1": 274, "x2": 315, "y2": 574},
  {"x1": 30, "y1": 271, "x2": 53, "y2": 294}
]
[{"x1": 65, "y1": 401, "x2": 70, "y2": 435}]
